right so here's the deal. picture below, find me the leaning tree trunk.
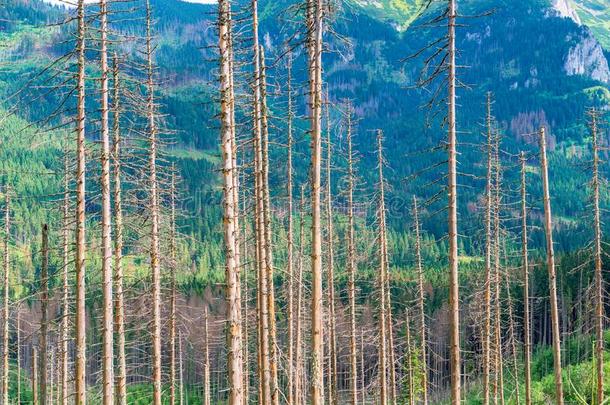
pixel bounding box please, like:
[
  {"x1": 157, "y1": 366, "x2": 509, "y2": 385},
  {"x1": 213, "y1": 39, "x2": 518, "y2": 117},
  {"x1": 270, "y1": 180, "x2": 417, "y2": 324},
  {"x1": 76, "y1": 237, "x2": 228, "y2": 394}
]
[
  {"x1": 447, "y1": 1, "x2": 461, "y2": 402},
  {"x1": 219, "y1": 0, "x2": 244, "y2": 403},
  {"x1": 538, "y1": 127, "x2": 564, "y2": 405}
]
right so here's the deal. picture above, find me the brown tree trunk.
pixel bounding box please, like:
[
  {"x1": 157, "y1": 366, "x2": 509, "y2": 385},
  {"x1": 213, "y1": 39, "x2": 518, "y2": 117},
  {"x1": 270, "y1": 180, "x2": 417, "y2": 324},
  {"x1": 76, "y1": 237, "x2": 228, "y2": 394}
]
[
  {"x1": 538, "y1": 127, "x2": 564, "y2": 404},
  {"x1": 170, "y1": 168, "x2": 178, "y2": 405},
  {"x1": 519, "y1": 152, "x2": 532, "y2": 405},
  {"x1": 295, "y1": 186, "x2": 306, "y2": 405},
  {"x1": 286, "y1": 53, "x2": 295, "y2": 405},
  {"x1": 306, "y1": 0, "x2": 324, "y2": 399},
  {"x1": 447, "y1": 1, "x2": 461, "y2": 402},
  {"x1": 33, "y1": 346, "x2": 39, "y2": 405},
  {"x1": 112, "y1": 53, "x2": 127, "y2": 405},
  {"x1": 346, "y1": 103, "x2": 359, "y2": 405},
  {"x1": 40, "y1": 224, "x2": 49, "y2": 405},
  {"x1": 74, "y1": 0, "x2": 88, "y2": 401},
  {"x1": 590, "y1": 110, "x2": 604, "y2": 405},
  {"x1": 405, "y1": 311, "x2": 415, "y2": 405},
  {"x1": 204, "y1": 308, "x2": 211, "y2": 405},
  {"x1": 219, "y1": 0, "x2": 244, "y2": 403}
]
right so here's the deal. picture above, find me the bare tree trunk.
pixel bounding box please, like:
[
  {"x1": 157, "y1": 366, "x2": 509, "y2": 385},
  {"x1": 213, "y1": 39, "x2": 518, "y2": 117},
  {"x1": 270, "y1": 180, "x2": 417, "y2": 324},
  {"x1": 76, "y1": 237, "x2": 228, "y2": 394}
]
[
  {"x1": 503, "y1": 253, "x2": 520, "y2": 405},
  {"x1": 178, "y1": 331, "x2": 184, "y2": 405},
  {"x1": 360, "y1": 329, "x2": 365, "y2": 405},
  {"x1": 112, "y1": 53, "x2": 127, "y2": 405},
  {"x1": 286, "y1": 53, "x2": 295, "y2": 405},
  {"x1": 447, "y1": 1, "x2": 461, "y2": 402},
  {"x1": 306, "y1": 0, "x2": 324, "y2": 399},
  {"x1": 413, "y1": 197, "x2": 428, "y2": 405},
  {"x1": 170, "y1": 168, "x2": 178, "y2": 405},
  {"x1": 219, "y1": 0, "x2": 244, "y2": 403},
  {"x1": 74, "y1": 0, "x2": 88, "y2": 401},
  {"x1": 40, "y1": 224, "x2": 49, "y2": 405},
  {"x1": 99, "y1": 0, "x2": 114, "y2": 400},
  {"x1": 33, "y1": 346, "x2": 39, "y2": 405},
  {"x1": 492, "y1": 135, "x2": 504, "y2": 405},
  {"x1": 1, "y1": 188, "x2": 9, "y2": 405},
  {"x1": 144, "y1": 2, "x2": 162, "y2": 402},
  {"x1": 519, "y1": 152, "x2": 532, "y2": 405},
  {"x1": 482, "y1": 92, "x2": 493, "y2": 405},
  {"x1": 405, "y1": 311, "x2": 415, "y2": 405},
  {"x1": 346, "y1": 103, "x2": 358, "y2": 405},
  {"x1": 324, "y1": 89, "x2": 338, "y2": 405},
  {"x1": 241, "y1": 182, "x2": 250, "y2": 405},
  {"x1": 295, "y1": 186, "x2": 306, "y2": 405},
  {"x1": 538, "y1": 127, "x2": 564, "y2": 404},
  {"x1": 590, "y1": 109, "x2": 604, "y2": 405},
  {"x1": 204, "y1": 308, "x2": 211, "y2": 405},
  {"x1": 17, "y1": 307, "x2": 21, "y2": 405}
]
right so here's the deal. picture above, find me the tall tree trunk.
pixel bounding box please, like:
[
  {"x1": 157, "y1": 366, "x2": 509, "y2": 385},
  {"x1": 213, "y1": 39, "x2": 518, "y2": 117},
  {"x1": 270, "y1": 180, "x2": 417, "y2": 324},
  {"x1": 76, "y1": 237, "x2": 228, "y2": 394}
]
[
  {"x1": 306, "y1": 0, "x2": 324, "y2": 399},
  {"x1": 204, "y1": 308, "x2": 211, "y2": 405},
  {"x1": 99, "y1": 0, "x2": 114, "y2": 400},
  {"x1": 590, "y1": 109, "x2": 604, "y2": 405},
  {"x1": 405, "y1": 311, "x2": 415, "y2": 405},
  {"x1": 295, "y1": 186, "x2": 306, "y2": 405},
  {"x1": 447, "y1": 1, "x2": 461, "y2": 402},
  {"x1": 324, "y1": 89, "x2": 338, "y2": 405},
  {"x1": 519, "y1": 152, "x2": 532, "y2": 405},
  {"x1": 258, "y1": 46, "x2": 280, "y2": 405},
  {"x1": 286, "y1": 53, "x2": 295, "y2": 405},
  {"x1": 170, "y1": 168, "x2": 178, "y2": 405},
  {"x1": 144, "y1": 2, "x2": 162, "y2": 403},
  {"x1": 17, "y1": 306, "x2": 21, "y2": 405},
  {"x1": 482, "y1": 92, "x2": 493, "y2": 405},
  {"x1": 1, "y1": 188, "x2": 9, "y2": 405},
  {"x1": 178, "y1": 331, "x2": 184, "y2": 405},
  {"x1": 74, "y1": 0, "x2": 88, "y2": 401},
  {"x1": 40, "y1": 224, "x2": 49, "y2": 405},
  {"x1": 219, "y1": 0, "x2": 244, "y2": 403},
  {"x1": 538, "y1": 127, "x2": 564, "y2": 404},
  {"x1": 413, "y1": 197, "x2": 428, "y2": 405},
  {"x1": 346, "y1": 103, "x2": 358, "y2": 405},
  {"x1": 112, "y1": 52, "x2": 127, "y2": 405}
]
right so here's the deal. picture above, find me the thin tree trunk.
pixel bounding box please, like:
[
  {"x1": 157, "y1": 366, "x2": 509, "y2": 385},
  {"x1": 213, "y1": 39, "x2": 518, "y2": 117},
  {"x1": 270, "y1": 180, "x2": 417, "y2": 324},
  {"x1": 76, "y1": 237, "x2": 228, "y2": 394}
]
[
  {"x1": 502, "y1": 252, "x2": 520, "y2": 405},
  {"x1": 286, "y1": 52, "x2": 295, "y2": 405},
  {"x1": 99, "y1": 0, "x2": 114, "y2": 400},
  {"x1": 405, "y1": 311, "x2": 415, "y2": 405},
  {"x1": 307, "y1": 0, "x2": 324, "y2": 399},
  {"x1": 33, "y1": 346, "x2": 39, "y2": 405},
  {"x1": 413, "y1": 197, "x2": 428, "y2": 405},
  {"x1": 112, "y1": 53, "x2": 127, "y2": 405},
  {"x1": 492, "y1": 134, "x2": 504, "y2": 405},
  {"x1": 346, "y1": 103, "x2": 358, "y2": 405},
  {"x1": 219, "y1": 0, "x2": 243, "y2": 402},
  {"x1": 361, "y1": 329, "x2": 365, "y2": 405},
  {"x1": 482, "y1": 92, "x2": 493, "y2": 405},
  {"x1": 324, "y1": 89, "x2": 338, "y2": 405},
  {"x1": 40, "y1": 224, "x2": 49, "y2": 405},
  {"x1": 74, "y1": 0, "x2": 88, "y2": 401},
  {"x1": 178, "y1": 331, "x2": 184, "y2": 405},
  {"x1": 17, "y1": 306, "x2": 21, "y2": 405},
  {"x1": 539, "y1": 127, "x2": 564, "y2": 404},
  {"x1": 144, "y1": 2, "x2": 162, "y2": 403},
  {"x1": 519, "y1": 152, "x2": 532, "y2": 405},
  {"x1": 204, "y1": 308, "x2": 211, "y2": 405},
  {"x1": 170, "y1": 168, "x2": 178, "y2": 405},
  {"x1": 295, "y1": 186, "x2": 306, "y2": 405},
  {"x1": 1, "y1": 188, "x2": 9, "y2": 405},
  {"x1": 447, "y1": 1, "x2": 461, "y2": 402},
  {"x1": 590, "y1": 110, "x2": 604, "y2": 405}
]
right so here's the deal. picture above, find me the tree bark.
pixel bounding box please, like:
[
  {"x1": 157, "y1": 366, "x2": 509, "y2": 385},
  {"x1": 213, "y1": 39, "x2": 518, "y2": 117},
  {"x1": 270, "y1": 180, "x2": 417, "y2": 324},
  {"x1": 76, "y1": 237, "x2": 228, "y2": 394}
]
[
  {"x1": 286, "y1": 53, "x2": 295, "y2": 405},
  {"x1": 413, "y1": 197, "x2": 428, "y2": 405},
  {"x1": 538, "y1": 127, "x2": 564, "y2": 404},
  {"x1": 40, "y1": 224, "x2": 49, "y2": 405},
  {"x1": 1, "y1": 188, "x2": 9, "y2": 405},
  {"x1": 519, "y1": 152, "x2": 532, "y2": 405}
]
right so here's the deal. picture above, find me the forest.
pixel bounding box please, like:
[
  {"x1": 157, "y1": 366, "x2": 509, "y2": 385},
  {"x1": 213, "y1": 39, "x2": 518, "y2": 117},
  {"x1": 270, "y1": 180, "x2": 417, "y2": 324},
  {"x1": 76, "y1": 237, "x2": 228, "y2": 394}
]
[{"x1": 0, "y1": 0, "x2": 608, "y2": 403}]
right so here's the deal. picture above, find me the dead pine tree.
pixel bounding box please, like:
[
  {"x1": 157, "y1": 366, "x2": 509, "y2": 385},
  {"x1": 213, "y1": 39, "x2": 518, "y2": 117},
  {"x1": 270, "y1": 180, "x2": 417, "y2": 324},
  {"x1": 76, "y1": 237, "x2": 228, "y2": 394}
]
[
  {"x1": 324, "y1": 89, "x2": 338, "y2": 405},
  {"x1": 295, "y1": 185, "x2": 306, "y2": 405},
  {"x1": 286, "y1": 51, "x2": 296, "y2": 405},
  {"x1": 204, "y1": 308, "x2": 211, "y2": 405},
  {"x1": 169, "y1": 166, "x2": 178, "y2": 405},
  {"x1": 519, "y1": 152, "x2": 532, "y2": 405},
  {"x1": 306, "y1": 0, "x2": 325, "y2": 399},
  {"x1": 538, "y1": 126, "x2": 564, "y2": 404},
  {"x1": 345, "y1": 102, "x2": 359, "y2": 405},
  {"x1": 482, "y1": 92, "x2": 493, "y2": 405},
  {"x1": 74, "y1": 0, "x2": 88, "y2": 401},
  {"x1": 589, "y1": 108, "x2": 604, "y2": 405},
  {"x1": 143, "y1": 1, "x2": 163, "y2": 402},
  {"x1": 98, "y1": 0, "x2": 114, "y2": 400},
  {"x1": 413, "y1": 196, "x2": 428, "y2": 405},
  {"x1": 1, "y1": 187, "x2": 9, "y2": 405},
  {"x1": 405, "y1": 310, "x2": 415, "y2": 405},
  {"x1": 112, "y1": 52, "x2": 127, "y2": 405},
  {"x1": 447, "y1": 1, "x2": 461, "y2": 402},
  {"x1": 33, "y1": 345, "x2": 39, "y2": 405},
  {"x1": 40, "y1": 224, "x2": 49, "y2": 405},
  {"x1": 219, "y1": 0, "x2": 244, "y2": 403}
]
